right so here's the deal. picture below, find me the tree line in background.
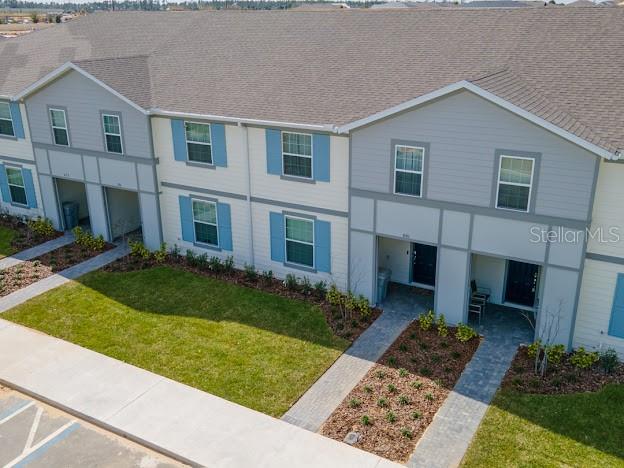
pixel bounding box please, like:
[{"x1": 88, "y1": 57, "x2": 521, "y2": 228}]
[{"x1": 0, "y1": 0, "x2": 379, "y2": 12}]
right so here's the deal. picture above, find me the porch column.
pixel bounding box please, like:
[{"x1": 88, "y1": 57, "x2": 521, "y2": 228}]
[
  {"x1": 85, "y1": 183, "x2": 110, "y2": 242},
  {"x1": 434, "y1": 247, "x2": 470, "y2": 325},
  {"x1": 350, "y1": 230, "x2": 376, "y2": 302},
  {"x1": 538, "y1": 266, "x2": 580, "y2": 347},
  {"x1": 139, "y1": 192, "x2": 162, "y2": 250},
  {"x1": 39, "y1": 174, "x2": 61, "y2": 230}
]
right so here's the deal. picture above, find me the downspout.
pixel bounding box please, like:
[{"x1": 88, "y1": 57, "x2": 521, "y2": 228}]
[{"x1": 240, "y1": 122, "x2": 255, "y2": 264}]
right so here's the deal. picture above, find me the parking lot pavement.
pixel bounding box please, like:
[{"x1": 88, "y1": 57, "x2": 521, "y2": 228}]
[{"x1": 0, "y1": 385, "x2": 185, "y2": 468}]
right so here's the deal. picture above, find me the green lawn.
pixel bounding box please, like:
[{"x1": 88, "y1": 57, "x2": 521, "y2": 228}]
[
  {"x1": 462, "y1": 385, "x2": 624, "y2": 467},
  {"x1": 3, "y1": 266, "x2": 349, "y2": 417},
  {"x1": 0, "y1": 225, "x2": 17, "y2": 258}
]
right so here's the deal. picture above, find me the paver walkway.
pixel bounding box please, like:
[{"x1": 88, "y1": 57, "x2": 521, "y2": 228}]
[
  {"x1": 0, "y1": 233, "x2": 74, "y2": 271},
  {"x1": 407, "y1": 304, "x2": 534, "y2": 468},
  {"x1": 0, "y1": 320, "x2": 401, "y2": 468},
  {"x1": 0, "y1": 244, "x2": 129, "y2": 313},
  {"x1": 282, "y1": 286, "x2": 432, "y2": 432}
]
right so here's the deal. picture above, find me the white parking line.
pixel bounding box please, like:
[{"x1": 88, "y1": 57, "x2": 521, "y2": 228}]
[
  {"x1": 4, "y1": 420, "x2": 78, "y2": 468},
  {"x1": 23, "y1": 406, "x2": 43, "y2": 453},
  {"x1": 0, "y1": 402, "x2": 35, "y2": 426}
]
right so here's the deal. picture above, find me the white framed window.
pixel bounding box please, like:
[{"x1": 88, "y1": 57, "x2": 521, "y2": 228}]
[
  {"x1": 6, "y1": 167, "x2": 27, "y2": 206},
  {"x1": 394, "y1": 145, "x2": 424, "y2": 197},
  {"x1": 102, "y1": 114, "x2": 123, "y2": 154},
  {"x1": 0, "y1": 102, "x2": 15, "y2": 137},
  {"x1": 496, "y1": 155, "x2": 535, "y2": 212},
  {"x1": 282, "y1": 132, "x2": 312, "y2": 179},
  {"x1": 185, "y1": 122, "x2": 212, "y2": 164},
  {"x1": 192, "y1": 199, "x2": 218, "y2": 246},
  {"x1": 285, "y1": 215, "x2": 314, "y2": 268},
  {"x1": 49, "y1": 108, "x2": 69, "y2": 146}
]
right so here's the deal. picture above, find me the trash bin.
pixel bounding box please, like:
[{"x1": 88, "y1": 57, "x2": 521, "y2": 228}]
[
  {"x1": 62, "y1": 201, "x2": 79, "y2": 230},
  {"x1": 377, "y1": 267, "x2": 392, "y2": 303}
]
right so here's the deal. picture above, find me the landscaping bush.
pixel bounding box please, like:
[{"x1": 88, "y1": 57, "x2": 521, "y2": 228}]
[
  {"x1": 527, "y1": 340, "x2": 541, "y2": 359},
  {"x1": 244, "y1": 263, "x2": 257, "y2": 282},
  {"x1": 208, "y1": 256, "x2": 222, "y2": 272},
  {"x1": 570, "y1": 347, "x2": 599, "y2": 369},
  {"x1": 599, "y1": 348, "x2": 619, "y2": 374},
  {"x1": 455, "y1": 323, "x2": 478, "y2": 342},
  {"x1": 418, "y1": 310, "x2": 435, "y2": 331},
  {"x1": 153, "y1": 243, "x2": 168, "y2": 263},
  {"x1": 284, "y1": 273, "x2": 299, "y2": 291},
  {"x1": 313, "y1": 280, "x2": 327, "y2": 299},
  {"x1": 436, "y1": 314, "x2": 448, "y2": 337},
  {"x1": 545, "y1": 344, "x2": 566, "y2": 365},
  {"x1": 261, "y1": 270, "x2": 273, "y2": 284},
  {"x1": 28, "y1": 217, "x2": 55, "y2": 238},
  {"x1": 300, "y1": 276, "x2": 313, "y2": 295},
  {"x1": 129, "y1": 240, "x2": 150, "y2": 260},
  {"x1": 223, "y1": 256, "x2": 235, "y2": 274},
  {"x1": 356, "y1": 294, "x2": 371, "y2": 318}
]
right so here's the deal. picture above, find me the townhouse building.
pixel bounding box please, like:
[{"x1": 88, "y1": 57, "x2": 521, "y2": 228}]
[{"x1": 0, "y1": 8, "x2": 623, "y2": 355}]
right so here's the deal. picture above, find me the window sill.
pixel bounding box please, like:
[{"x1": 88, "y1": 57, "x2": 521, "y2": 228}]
[
  {"x1": 280, "y1": 175, "x2": 316, "y2": 184},
  {"x1": 495, "y1": 205, "x2": 530, "y2": 214},
  {"x1": 0, "y1": 134, "x2": 17, "y2": 141},
  {"x1": 283, "y1": 261, "x2": 317, "y2": 274},
  {"x1": 10, "y1": 202, "x2": 29, "y2": 209},
  {"x1": 193, "y1": 240, "x2": 222, "y2": 252},
  {"x1": 186, "y1": 161, "x2": 216, "y2": 170},
  {"x1": 393, "y1": 191, "x2": 422, "y2": 198}
]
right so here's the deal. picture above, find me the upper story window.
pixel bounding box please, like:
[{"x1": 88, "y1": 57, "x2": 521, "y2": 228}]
[
  {"x1": 282, "y1": 132, "x2": 312, "y2": 179},
  {"x1": 0, "y1": 102, "x2": 15, "y2": 137},
  {"x1": 102, "y1": 114, "x2": 123, "y2": 154},
  {"x1": 285, "y1": 215, "x2": 314, "y2": 267},
  {"x1": 6, "y1": 167, "x2": 27, "y2": 206},
  {"x1": 496, "y1": 155, "x2": 535, "y2": 212},
  {"x1": 185, "y1": 122, "x2": 212, "y2": 164},
  {"x1": 49, "y1": 108, "x2": 69, "y2": 146},
  {"x1": 192, "y1": 199, "x2": 218, "y2": 246},
  {"x1": 394, "y1": 145, "x2": 424, "y2": 197}
]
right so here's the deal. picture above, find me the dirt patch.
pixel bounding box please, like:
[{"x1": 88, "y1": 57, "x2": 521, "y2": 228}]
[
  {"x1": 0, "y1": 216, "x2": 62, "y2": 252},
  {"x1": 105, "y1": 253, "x2": 386, "y2": 342},
  {"x1": 320, "y1": 322, "x2": 480, "y2": 462},
  {"x1": 0, "y1": 242, "x2": 113, "y2": 297},
  {"x1": 502, "y1": 346, "x2": 624, "y2": 395}
]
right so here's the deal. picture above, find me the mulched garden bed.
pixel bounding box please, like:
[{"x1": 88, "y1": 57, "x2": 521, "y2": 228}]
[
  {"x1": 0, "y1": 215, "x2": 62, "y2": 252},
  {"x1": 104, "y1": 253, "x2": 381, "y2": 342},
  {"x1": 320, "y1": 321, "x2": 481, "y2": 462},
  {"x1": 502, "y1": 346, "x2": 624, "y2": 395},
  {"x1": 0, "y1": 242, "x2": 113, "y2": 297}
]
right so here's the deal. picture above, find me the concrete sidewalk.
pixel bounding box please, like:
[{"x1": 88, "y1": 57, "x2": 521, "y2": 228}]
[
  {"x1": 0, "y1": 320, "x2": 401, "y2": 468},
  {"x1": 0, "y1": 232, "x2": 74, "y2": 271}
]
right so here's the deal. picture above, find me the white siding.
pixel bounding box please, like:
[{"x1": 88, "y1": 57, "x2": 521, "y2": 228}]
[
  {"x1": 251, "y1": 202, "x2": 348, "y2": 290},
  {"x1": 377, "y1": 237, "x2": 411, "y2": 285},
  {"x1": 0, "y1": 160, "x2": 44, "y2": 219},
  {"x1": 1, "y1": 104, "x2": 35, "y2": 161},
  {"x1": 248, "y1": 127, "x2": 349, "y2": 212},
  {"x1": 586, "y1": 160, "x2": 624, "y2": 258},
  {"x1": 574, "y1": 259, "x2": 624, "y2": 357}
]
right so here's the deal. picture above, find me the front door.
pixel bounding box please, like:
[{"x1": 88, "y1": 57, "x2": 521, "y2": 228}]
[
  {"x1": 505, "y1": 260, "x2": 539, "y2": 307},
  {"x1": 412, "y1": 243, "x2": 437, "y2": 287}
]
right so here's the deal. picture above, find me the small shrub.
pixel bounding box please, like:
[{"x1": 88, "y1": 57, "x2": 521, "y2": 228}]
[
  {"x1": 284, "y1": 274, "x2": 299, "y2": 291},
  {"x1": 411, "y1": 380, "x2": 422, "y2": 390},
  {"x1": 398, "y1": 395, "x2": 409, "y2": 406},
  {"x1": 170, "y1": 243, "x2": 181, "y2": 259},
  {"x1": 28, "y1": 217, "x2": 55, "y2": 238},
  {"x1": 91, "y1": 234, "x2": 105, "y2": 251},
  {"x1": 443, "y1": 366, "x2": 452, "y2": 373},
  {"x1": 261, "y1": 270, "x2": 273, "y2": 284},
  {"x1": 326, "y1": 284, "x2": 343, "y2": 306},
  {"x1": 387, "y1": 356, "x2": 397, "y2": 367},
  {"x1": 527, "y1": 340, "x2": 542, "y2": 359},
  {"x1": 222, "y1": 256, "x2": 234, "y2": 274},
  {"x1": 419, "y1": 367, "x2": 432, "y2": 377},
  {"x1": 375, "y1": 370, "x2": 386, "y2": 379},
  {"x1": 313, "y1": 280, "x2": 327, "y2": 298},
  {"x1": 361, "y1": 415, "x2": 372, "y2": 426},
  {"x1": 431, "y1": 354, "x2": 441, "y2": 364},
  {"x1": 424, "y1": 392, "x2": 434, "y2": 401},
  {"x1": 344, "y1": 291, "x2": 358, "y2": 315},
  {"x1": 599, "y1": 348, "x2": 619, "y2": 374},
  {"x1": 419, "y1": 342, "x2": 429, "y2": 351},
  {"x1": 356, "y1": 294, "x2": 371, "y2": 318},
  {"x1": 437, "y1": 313, "x2": 449, "y2": 337},
  {"x1": 300, "y1": 276, "x2": 313, "y2": 295},
  {"x1": 129, "y1": 240, "x2": 150, "y2": 259},
  {"x1": 244, "y1": 263, "x2": 258, "y2": 282},
  {"x1": 418, "y1": 310, "x2": 435, "y2": 331},
  {"x1": 196, "y1": 253, "x2": 209, "y2": 270},
  {"x1": 208, "y1": 256, "x2": 223, "y2": 272},
  {"x1": 398, "y1": 368, "x2": 408, "y2": 377},
  {"x1": 153, "y1": 242, "x2": 168, "y2": 263},
  {"x1": 409, "y1": 333, "x2": 417, "y2": 340},
  {"x1": 363, "y1": 385, "x2": 373, "y2": 394},
  {"x1": 385, "y1": 411, "x2": 397, "y2": 423},
  {"x1": 401, "y1": 428, "x2": 413, "y2": 439},
  {"x1": 545, "y1": 344, "x2": 566, "y2": 365},
  {"x1": 398, "y1": 343, "x2": 408, "y2": 352},
  {"x1": 387, "y1": 383, "x2": 397, "y2": 393},
  {"x1": 455, "y1": 323, "x2": 478, "y2": 342},
  {"x1": 411, "y1": 411, "x2": 421, "y2": 420},
  {"x1": 185, "y1": 249, "x2": 196, "y2": 265},
  {"x1": 377, "y1": 398, "x2": 388, "y2": 408},
  {"x1": 570, "y1": 347, "x2": 599, "y2": 369},
  {"x1": 349, "y1": 398, "x2": 362, "y2": 408},
  {"x1": 451, "y1": 351, "x2": 461, "y2": 360},
  {"x1": 440, "y1": 341, "x2": 449, "y2": 349}
]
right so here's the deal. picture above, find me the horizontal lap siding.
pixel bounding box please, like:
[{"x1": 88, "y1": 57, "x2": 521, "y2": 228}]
[
  {"x1": 152, "y1": 117, "x2": 248, "y2": 196},
  {"x1": 351, "y1": 90, "x2": 596, "y2": 220},
  {"x1": 1, "y1": 104, "x2": 35, "y2": 161},
  {"x1": 25, "y1": 71, "x2": 151, "y2": 158},
  {"x1": 251, "y1": 202, "x2": 348, "y2": 290},
  {"x1": 0, "y1": 159, "x2": 44, "y2": 219},
  {"x1": 247, "y1": 127, "x2": 349, "y2": 213},
  {"x1": 574, "y1": 259, "x2": 624, "y2": 357}
]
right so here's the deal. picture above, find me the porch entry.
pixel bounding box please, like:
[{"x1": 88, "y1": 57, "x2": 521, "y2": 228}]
[
  {"x1": 411, "y1": 242, "x2": 437, "y2": 287},
  {"x1": 105, "y1": 187, "x2": 142, "y2": 242},
  {"x1": 54, "y1": 178, "x2": 90, "y2": 231},
  {"x1": 505, "y1": 260, "x2": 539, "y2": 308}
]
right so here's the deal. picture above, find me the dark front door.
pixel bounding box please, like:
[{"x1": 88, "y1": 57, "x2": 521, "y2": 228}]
[
  {"x1": 412, "y1": 243, "x2": 437, "y2": 287},
  {"x1": 505, "y1": 260, "x2": 539, "y2": 307}
]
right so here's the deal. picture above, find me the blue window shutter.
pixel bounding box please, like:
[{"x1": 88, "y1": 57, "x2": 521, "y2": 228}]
[
  {"x1": 9, "y1": 102, "x2": 24, "y2": 139},
  {"x1": 266, "y1": 129, "x2": 282, "y2": 175},
  {"x1": 171, "y1": 119, "x2": 187, "y2": 162},
  {"x1": 608, "y1": 274, "x2": 624, "y2": 338},
  {"x1": 0, "y1": 165, "x2": 10, "y2": 203},
  {"x1": 313, "y1": 133, "x2": 330, "y2": 182},
  {"x1": 314, "y1": 220, "x2": 331, "y2": 273},
  {"x1": 211, "y1": 123, "x2": 227, "y2": 167},
  {"x1": 269, "y1": 212, "x2": 285, "y2": 262},
  {"x1": 217, "y1": 202, "x2": 233, "y2": 251},
  {"x1": 179, "y1": 195, "x2": 194, "y2": 242},
  {"x1": 22, "y1": 169, "x2": 37, "y2": 209}
]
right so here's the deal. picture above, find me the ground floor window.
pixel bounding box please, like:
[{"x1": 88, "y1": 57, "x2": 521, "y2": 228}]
[
  {"x1": 285, "y1": 216, "x2": 314, "y2": 267},
  {"x1": 192, "y1": 199, "x2": 218, "y2": 246},
  {"x1": 6, "y1": 167, "x2": 27, "y2": 205}
]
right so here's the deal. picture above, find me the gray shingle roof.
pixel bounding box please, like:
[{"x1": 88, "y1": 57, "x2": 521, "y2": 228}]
[{"x1": 0, "y1": 9, "x2": 622, "y2": 153}]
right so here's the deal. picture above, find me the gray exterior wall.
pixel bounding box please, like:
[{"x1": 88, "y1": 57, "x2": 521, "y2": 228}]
[
  {"x1": 25, "y1": 70, "x2": 152, "y2": 158},
  {"x1": 350, "y1": 90, "x2": 598, "y2": 222}
]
